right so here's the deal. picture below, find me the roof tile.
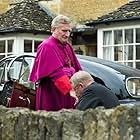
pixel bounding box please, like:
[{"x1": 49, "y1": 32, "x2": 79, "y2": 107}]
[
  {"x1": 85, "y1": 0, "x2": 140, "y2": 25},
  {"x1": 0, "y1": 0, "x2": 53, "y2": 34}
]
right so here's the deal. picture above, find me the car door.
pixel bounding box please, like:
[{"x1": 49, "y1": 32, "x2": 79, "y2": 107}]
[{"x1": 7, "y1": 55, "x2": 36, "y2": 109}]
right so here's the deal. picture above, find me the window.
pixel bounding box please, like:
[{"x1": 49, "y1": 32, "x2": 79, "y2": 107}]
[
  {"x1": 0, "y1": 40, "x2": 14, "y2": 60},
  {"x1": 9, "y1": 56, "x2": 35, "y2": 89},
  {"x1": 24, "y1": 40, "x2": 32, "y2": 52},
  {"x1": 34, "y1": 40, "x2": 42, "y2": 52},
  {"x1": 136, "y1": 28, "x2": 140, "y2": 43},
  {"x1": 102, "y1": 28, "x2": 140, "y2": 69},
  {"x1": 114, "y1": 30, "x2": 123, "y2": 44},
  {"x1": 24, "y1": 40, "x2": 42, "y2": 53}
]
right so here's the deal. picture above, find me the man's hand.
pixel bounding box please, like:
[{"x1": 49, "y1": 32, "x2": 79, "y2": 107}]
[{"x1": 70, "y1": 89, "x2": 78, "y2": 105}]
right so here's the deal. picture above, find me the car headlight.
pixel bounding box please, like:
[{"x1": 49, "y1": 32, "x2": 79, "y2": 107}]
[{"x1": 126, "y1": 77, "x2": 140, "y2": 98}]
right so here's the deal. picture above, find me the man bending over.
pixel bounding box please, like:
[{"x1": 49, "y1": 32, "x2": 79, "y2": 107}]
[{"x1": 70, "y1": 71, "x2": 120, "y2": 111}]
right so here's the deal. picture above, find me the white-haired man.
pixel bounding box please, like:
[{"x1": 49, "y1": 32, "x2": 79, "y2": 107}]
[{"x1": 30, "y1": 15, "x2": 82, "y2": 111}]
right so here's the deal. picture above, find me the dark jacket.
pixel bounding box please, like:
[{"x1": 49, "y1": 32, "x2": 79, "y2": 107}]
[{"x1": 76, "y1": 82, "x2": 120, "y2": 111}]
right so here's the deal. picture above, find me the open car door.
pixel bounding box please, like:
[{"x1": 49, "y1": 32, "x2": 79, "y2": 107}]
[
  {"x1": 5, "y1": 54, "x2": 35, "y2": 109},
  {"x1": 0, "y1": 56, "x2": 16, "y2": 105}
]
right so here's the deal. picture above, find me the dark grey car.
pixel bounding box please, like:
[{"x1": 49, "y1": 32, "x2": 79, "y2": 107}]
[{"x1": 78, "y1": 55, "x2": 140, "y2": 104}]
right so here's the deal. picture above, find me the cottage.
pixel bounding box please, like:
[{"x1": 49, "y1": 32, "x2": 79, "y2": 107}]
[
  {"x1": 0, "y1": 0, "x2": 130, "y2": 57},
  {"x1": 0, "y1": 0, "x2": 53, "y2": 59},
  {"x1": 85, "y1": 0, "x2": 140, "y2": 69}
]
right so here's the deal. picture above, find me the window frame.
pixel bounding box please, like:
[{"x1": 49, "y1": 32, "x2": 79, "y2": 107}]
[
  {"x1": 23, "y1": 39, "x2": 43, "y2": 54},
  {"x1": 0, "y1": 38, "x2": 15, "y2": 60},
  {"x1": 98, "y1": 26, "x2": 140, "y2": 69}
]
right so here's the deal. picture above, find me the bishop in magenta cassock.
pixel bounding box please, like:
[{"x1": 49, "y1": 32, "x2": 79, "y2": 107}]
[{"x1": 29, "y1": 36, "x2": 82, "y2": 111}]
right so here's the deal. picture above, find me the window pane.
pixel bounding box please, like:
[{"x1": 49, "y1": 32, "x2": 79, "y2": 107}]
[
  {"x1": 124, "y1": 62, "x2": 133, "y2": 67},
  {"x1": 0, "y1": 40, "x2": 5, "y2": 53},
  {"x1": 103, "y1": 31, "x2": 112, "y2": 45},
  {"x1": 114, "y1": 30, "x2": 123, "y2": 44},
  {"x1": 136, "y1": 45, "x2": 140, "y2": 60},
  {"x1": 24, "y1": 40, "x2": 32, "y2": 52},
  {"x1": 9, "y1": 60, "x2": 22, "y2": 80},
  {"x1": 103, "y1": 47, "x2": 112, "y2": 60},
  {"x1": 125, "y1": 29, "x2": 133, "y2": 43},
  {"x1": 34, "y1": 40, "x2": 42, "y2": 52},
  {"x1": 136, "y1": 28, "x2": 140, "y2": 43},
  {"x1": 0, "y1": 55, "x2": 5, "y2": 60},
  {"x1": 136, "y1": 62, "x2": 140, "y2": 70},
  {"x1": 8, "y1": 40, "x2": 14, "y2": 53},
  {"x1": 124, "y1": 45, "x2": 133, "y2": 60},
  {"x1": 0, "y1": 63, "x2": 6, "y2": 83},
  {"x1": 114, "y1": 46, "x2": 123, "y2": 61}
]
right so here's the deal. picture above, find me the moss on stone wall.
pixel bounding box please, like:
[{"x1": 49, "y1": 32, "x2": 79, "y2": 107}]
[{"x1": 0, "y1": 105, "x2": 139, "y2": 140}]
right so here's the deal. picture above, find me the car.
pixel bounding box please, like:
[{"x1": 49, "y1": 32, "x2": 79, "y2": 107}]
[
  {"x1": 0, "y1": 54, "x2": 140, "y2": 109},
  {"x1": 78, "y1": 55, "x2": 140, "y2": 104}
]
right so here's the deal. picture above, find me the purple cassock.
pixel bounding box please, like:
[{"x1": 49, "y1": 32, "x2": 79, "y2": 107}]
[{"x1": 29, "y1": 36, "x2": 82, "y2": 111}]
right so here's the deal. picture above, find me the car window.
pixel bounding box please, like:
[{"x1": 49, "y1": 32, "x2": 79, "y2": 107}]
[
  {"x1": 8, "y1": 56, "x2": 35, "y2": 90},
  {"x1": 9, "y1": 60, "x2": 22, "y2": 80},
  {"x1": 0, "y1": 59, "x2": 11, "y2": 84}
]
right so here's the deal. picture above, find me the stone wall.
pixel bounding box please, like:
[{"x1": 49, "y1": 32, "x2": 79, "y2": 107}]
[
  {"x1": 0, "y1": 0, "x2": 18, "y2": 14},
  {"x1": 0, "y1": 0, "x2": 10, "y2": 14},
  {"x1": 0, "y1": 104, "x2": 140, "y2": 140},
  {"x1": 42, "y1": 0, "x2": 128, "y2": 23},
  {"x1": 61, "y1": 0, "x2": 128, "y2": 22}
]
